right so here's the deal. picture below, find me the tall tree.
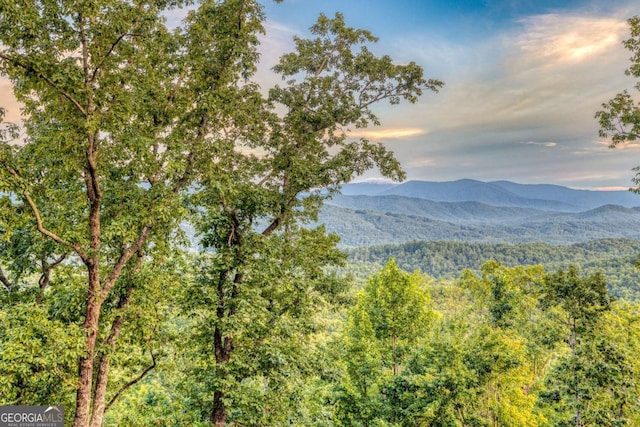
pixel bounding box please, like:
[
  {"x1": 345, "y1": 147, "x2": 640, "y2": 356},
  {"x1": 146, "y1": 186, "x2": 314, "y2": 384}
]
[
  {"x1": 358, "y1": 259, "x2": 433, "y2": 376},
  {"x1": 596, "y1": 15, "x2": 640, "y2": 189},
  {"x1": 184, "y1": 14, "x2": 443, "y2": 421},
  {"x1": 335, "y1": 259, "x2": 434, "y2": 426},
  {"x1": 0, "y1": 1, "x2": 267, "y2": 426},
  {"x1": 539, "y1": 266, "x2": 612, "y2": 427}
]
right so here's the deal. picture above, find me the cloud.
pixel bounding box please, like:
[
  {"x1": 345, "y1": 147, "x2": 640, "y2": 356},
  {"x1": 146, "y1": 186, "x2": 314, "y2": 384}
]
[
  {"x1": 513, "y1": 15, "x2": 627, "y2": 67},
  {"x1": 405, "y1": 156, "x2": 436, "y2": 168},
  {"x1": 366, "y1": 7, "x2": 637, "y2": 188},
  {"x1": 395, "y1": 13, "x2": 631, "y2": 135},
  {"x1": 162, "y1": 7, "x2": 191, "y2": 29},
  {"x1": 350, "y1": 127, "x2": 426, "y2": 140},
  {"x1": 523, "y1": 141, "x2": 557, "y2": 147},
  {"x1": 590, "y1": 186, "x2": 631, "y2": 191},
  {"x1": 607, "y1": 141, "x2": 640, "y2": 150},
  {"x1": 255, "y1": 21, "x2": 298, "y2": 93},
  {"x1": 352, "y1": 177, "x2": 396, "y2": 184}
]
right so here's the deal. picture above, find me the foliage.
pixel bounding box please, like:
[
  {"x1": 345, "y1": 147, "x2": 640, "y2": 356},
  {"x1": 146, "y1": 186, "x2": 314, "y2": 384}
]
[
  {"x1": 596, "y1": 16, "x2": 640, "y2": 191},
  {"x1": 347, "y1": 238, "x2": 640, "y2": 301},
  {"x1": 2, "y1": 2, "x2": 640, "y2": 426},
  {"x1": 335, "y1": 259, "x2": 434, "y2": 426},
  {"x1": 536, "y1": 267, "x2": 640, "y2": 426},
  {"x1": 0, "y1": 1, "x2": 269, "y2": 425},
  {"x1": 0, "y1": 303, "x2": 84, "y2": 425},
  {"x1": 332, "y1": 261, "x2": 640, "y2": 427}
]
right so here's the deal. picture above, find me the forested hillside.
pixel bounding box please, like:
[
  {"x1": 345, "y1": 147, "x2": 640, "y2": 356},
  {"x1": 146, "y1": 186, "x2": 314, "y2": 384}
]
[
  {"x1": 320, "y1": 180, "x2": 640, "y2": 246},
  {"x1": 331, "y1": 260, "x2": 640, "y2": 426},
  {"x1": 346, "y1": 238, "x2": 640, "y2": 300},
  {"x1": 320, "y1": 203, "x2": 640, "y2": 246}
]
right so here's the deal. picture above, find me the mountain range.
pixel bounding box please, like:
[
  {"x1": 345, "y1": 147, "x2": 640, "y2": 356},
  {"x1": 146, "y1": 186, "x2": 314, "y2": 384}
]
[
  {"x1": 319, "y1": 179, "x2": 640, "y2": 247},
  {"x1": 339, "y1": 179, "x2": 640, "y2": 211}
]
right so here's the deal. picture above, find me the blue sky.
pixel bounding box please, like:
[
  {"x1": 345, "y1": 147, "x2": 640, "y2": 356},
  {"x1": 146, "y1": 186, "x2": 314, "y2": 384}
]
[{"x1": 259, "y1": 0, "x2": 640, "y2": 190}]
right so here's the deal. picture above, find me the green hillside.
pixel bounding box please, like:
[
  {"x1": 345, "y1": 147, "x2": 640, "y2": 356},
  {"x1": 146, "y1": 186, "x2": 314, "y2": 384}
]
[
  {"x1": 320, "y1": 204, "x2": 640, "y2": 246},
  {"x1": 346, "y1": 238, "x2": 640, "y2": 300}
]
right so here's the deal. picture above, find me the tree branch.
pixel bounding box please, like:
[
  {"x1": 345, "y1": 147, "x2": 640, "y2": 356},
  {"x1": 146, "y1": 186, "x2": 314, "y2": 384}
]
[
  {"x1": 90, "y1": 32, "x2": 130, "y2": 83},
  {"x1": 36, "y1": 252, "x2": 68, "y2": 302},
  {"x1": 0, "y1": 162, "x2": 89, "y2": 263},
  {"x1": 24, "y1": 191, "x2": 88, "y2": 260},
  {"x1": 0, "y1": 266, "x2": 13, "y2": 290},
  {"x1": 261, "y1": 216, "x2": 281, "y2": 237},
  {"x1": 104, "y1": 350, "x2": 156, "y2": 413},
  {"x1": 101, "y1": 225, "x2": 152, "y2": 301},
  {"x1": 0, "y1": 53, "x2": 87, "y2": 117}
]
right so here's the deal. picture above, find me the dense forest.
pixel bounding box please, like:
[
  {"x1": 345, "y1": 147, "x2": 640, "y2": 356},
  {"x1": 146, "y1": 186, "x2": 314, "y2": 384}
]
[
  {"x1": 1, "y1": 0, "x2": 640, "y2": 426},
  {"x1": 347, "y1": 238, "x2": 640, "y2": 301}
]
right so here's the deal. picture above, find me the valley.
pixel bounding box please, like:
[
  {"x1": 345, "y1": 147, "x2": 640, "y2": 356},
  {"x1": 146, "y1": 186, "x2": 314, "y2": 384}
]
[{"x1": 322, "y1": 179, "x2": 640, "y2": 300}]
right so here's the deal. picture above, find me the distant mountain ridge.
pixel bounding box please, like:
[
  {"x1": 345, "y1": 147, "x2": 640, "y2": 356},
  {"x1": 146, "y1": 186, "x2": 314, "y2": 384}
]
[
  {"x1": 340, "y1": 179, "x2": 640, "y2": 211},
  {"x1": 318, "y1": 179, "x2": 640, "y2": 247}
]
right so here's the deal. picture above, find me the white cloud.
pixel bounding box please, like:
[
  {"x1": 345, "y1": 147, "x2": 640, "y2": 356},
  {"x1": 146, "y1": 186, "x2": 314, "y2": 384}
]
[
  {"x1": 255, "y1": 21, "x2": 298, "y2": 92},
  {"x1": 590, "y1": 185, "x2": 631, "y2": 191},
  {"x1": 523, "y1": 141, "x2": 558, "y2": 147},
  {"x1": 513, "y1": 15, "x2": 627, "y2": 67},
  {"x1": 352, "y1": 177, "x2": 396, "y2": 184},
  {"x1": 405, "y1": 156, "x2": 436, "y2": 168},
  {"x1": 368, "y1": 8, "x2": 637, "y2": 188},
  {"x1": 350, "y1": 127, "x2": 426, "y2": 140},
  {"x1": 394, "y1": 13, "x2": 630, "y2": 136}
]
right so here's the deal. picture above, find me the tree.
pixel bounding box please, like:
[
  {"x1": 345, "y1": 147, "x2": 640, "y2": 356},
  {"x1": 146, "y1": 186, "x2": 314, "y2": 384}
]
[
  {"x1": 359, "y1": 259, "x2": 433, "y2": 376},
  {"x1": 179, "y1": 11, "x2": 442, "y2": 427},
  {"x1": 460, "y1": 262, "x2": 565, "y2": 376},
  {"x1": 539, "y1": 266, "x2": 612, "y2": 426},
  {"x1": 0, "y1": 1, "x2": 268, "y2": 426},
  {"x1": 596, "y1": 16, "x2": 640, "y2": 189},
  {"x1": 335, "y1": 260, "x2": 434, "y2": 426},
  {"x1": 335, "y1": 303, "x2": 385, "y2": 427}
]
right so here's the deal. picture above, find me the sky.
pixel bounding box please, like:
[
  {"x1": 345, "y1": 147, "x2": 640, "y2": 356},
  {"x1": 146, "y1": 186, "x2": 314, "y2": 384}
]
[
  {"x1": 0, "y1": 1, "x2": 638, "y2": 190},
  {"x1": 257, "y1": 0, "x2": 640, "y2": 190}
]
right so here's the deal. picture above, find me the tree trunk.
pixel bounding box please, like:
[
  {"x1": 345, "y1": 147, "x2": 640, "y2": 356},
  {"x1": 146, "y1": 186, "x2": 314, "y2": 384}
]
[
  {"x1": 392, "y1": 333, "x2": 399, "y2": 376},
  {"x1": 212, "y1": 389, "x2": 226, "y2": 426},
  {"x1": 90, "y1": 286, "x2": 132, "y2": 427},
  {"x1": 212, "y1": 328, "x2": 233, "y2": 426},
  {"x1": 89, "y1": 354, "x2": 111, "y2": 427},
  {"x1": 211, "y1": 270, "x2": 234, "y2": 426},
  {"x1": 74, "y1": 263, "x2": 102, "y2": 427}
]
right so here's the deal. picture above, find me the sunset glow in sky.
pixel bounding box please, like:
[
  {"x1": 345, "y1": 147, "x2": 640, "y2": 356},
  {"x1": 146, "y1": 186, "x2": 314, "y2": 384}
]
[{"x1": 259, "y1": 0, "x2": 639, "y2": 190}]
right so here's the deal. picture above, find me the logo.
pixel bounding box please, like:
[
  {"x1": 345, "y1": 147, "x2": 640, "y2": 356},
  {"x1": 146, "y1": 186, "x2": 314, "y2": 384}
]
[{"x1": 0, "y1": 406, "x2": 64, "y2": 427}]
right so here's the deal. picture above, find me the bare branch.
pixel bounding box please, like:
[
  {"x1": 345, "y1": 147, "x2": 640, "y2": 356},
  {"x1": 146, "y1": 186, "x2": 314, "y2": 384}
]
[
  {"x1": 91, "y1": 4, "x2": 143, "y2": 83},
  {"x1": 36, "y1": 252, "x2": 68, "y2": 302},
  {"x1": 261, "y1": 216, "x2": 281, "y2": 237},
  {"x1": 90, "y1": 32, "x2": 129, "y2": 83},
  {"x1": 257, "y1": 170, "x2": 274, "y2": 187}
]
